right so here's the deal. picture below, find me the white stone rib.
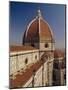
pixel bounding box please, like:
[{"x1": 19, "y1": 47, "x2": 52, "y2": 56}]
[
  {"x1": 25, "y1": 17, "x2": 37, "y2": 38},
  {"x1": 41, "y1": 17, "x2": 54, "y2": 40}
]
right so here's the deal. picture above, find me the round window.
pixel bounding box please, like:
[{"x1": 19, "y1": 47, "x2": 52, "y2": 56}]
[
  {"x1": 45, "y1": 43, "x2": 49, "y2": 48},
  {"x1": 31, "y1": 43, "x2": 35, "y2": 47}
]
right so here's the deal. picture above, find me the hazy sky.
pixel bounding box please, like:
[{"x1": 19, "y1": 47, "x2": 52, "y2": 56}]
[{"x1": 9, "y1": 1, "x2": 66, "y2": 50}]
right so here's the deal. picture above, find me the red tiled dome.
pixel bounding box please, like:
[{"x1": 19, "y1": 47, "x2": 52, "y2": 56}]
[{"x1": 23, "y1": 10, "x2": 54, "y2": 44}]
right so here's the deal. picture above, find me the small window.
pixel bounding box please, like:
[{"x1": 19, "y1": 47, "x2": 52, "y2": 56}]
[
  {"x1": 45, "y1": 43, "x2": 49, "y2": 48},
  {"x1": 31, "y1": 43, "x2": 35, "y2": 47},
  {"x1": 35, "y1": 55, "x2": 37, "y2": 59},
  {"x1": 25, "y1": 58, "x2": 28, "y2": 64}
]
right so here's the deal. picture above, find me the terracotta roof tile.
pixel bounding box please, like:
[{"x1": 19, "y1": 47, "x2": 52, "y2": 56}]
[
  {"x1": 54, "y1": 50, "x2": 64, "y2": 58},
  {"x1": 10, "y1": 45, "x2": 38, "y2": 52},
  {"x1": 40, "y1": 19, "x2": 52, "y2": 40},
  {"x1": 10, "y1": 60, "x2": 43, "y2": 88},
  {"x1": 23, "y1": 18, "x2": 54, "y2": 43}
]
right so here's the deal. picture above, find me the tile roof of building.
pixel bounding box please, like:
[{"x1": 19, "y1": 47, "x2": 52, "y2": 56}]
[
  {"x1": 23, "y1": 17, "x2": 54, "y2": 43},
  {"x1": 10, "y1": 60, "x2": 43, "y2": 88},
  {"x1": 54, "y1": 50, "x2": 65, "y2": 58},
  {"x1": 10, "y1": 45, "x2": 38, "y2": 52}
]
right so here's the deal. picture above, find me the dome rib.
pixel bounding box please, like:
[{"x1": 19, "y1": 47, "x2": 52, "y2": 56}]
[
  {"x1": 42, "y1": 18, "x2": 54, "y2": 41},
  {"x1": 23, "y1": 17, "x2": 39, "y2": 43},
  {"x1": 23, "y1": 11, "x2": 54, "y2": 44},
  {"x1": 26, "y1": 18, "x2": 37, "y2": 38}
]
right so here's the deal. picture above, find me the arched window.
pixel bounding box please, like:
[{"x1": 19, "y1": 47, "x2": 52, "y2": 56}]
[
  {"x1": 45, "y1": 43, "x2": 49, "y2": 48},
  {"x1": 25, "y1": 58, "x2": 28, "y2": 64}
]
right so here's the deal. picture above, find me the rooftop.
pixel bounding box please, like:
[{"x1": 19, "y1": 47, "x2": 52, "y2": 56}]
[
  {"x1": 54, "y1": 50, "x2": 65, "y2": 58},
  {"x1": 10, "y1": 45, "x2": 38, "y2": 52},
  {"x1": 10, "y1": 60, "x2": 43, "y2": 88}
]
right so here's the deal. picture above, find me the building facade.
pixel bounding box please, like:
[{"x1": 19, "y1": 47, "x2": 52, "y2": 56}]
[{"x1": 9, "y1": 10, "x2": 65, "y2": 88}]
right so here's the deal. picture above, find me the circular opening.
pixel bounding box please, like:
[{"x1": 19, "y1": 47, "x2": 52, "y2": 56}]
[
  {"x1": 45, "y1": 43, "x2": 49, "y2": 48},
  {"x1": 31, "y1": 43, "x2": 35, "y2": 47}
]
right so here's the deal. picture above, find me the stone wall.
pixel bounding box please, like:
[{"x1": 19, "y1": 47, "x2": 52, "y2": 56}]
[
  {"x1": 10, "y1": 50, "x2": 39, "y2": 75},
  {"x1": 22, "y1": 61, "x2": 48, "y2": 87}
]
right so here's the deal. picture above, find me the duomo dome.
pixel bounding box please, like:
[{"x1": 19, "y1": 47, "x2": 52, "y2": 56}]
[{"x1": 23, "y1": 10, "x2": 54, "y2": 44}]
